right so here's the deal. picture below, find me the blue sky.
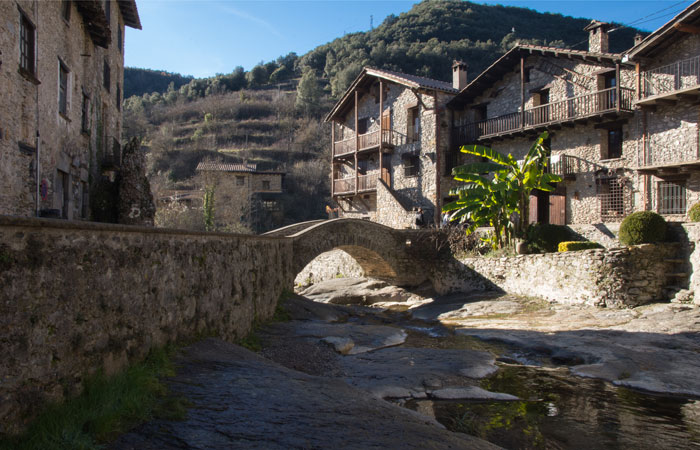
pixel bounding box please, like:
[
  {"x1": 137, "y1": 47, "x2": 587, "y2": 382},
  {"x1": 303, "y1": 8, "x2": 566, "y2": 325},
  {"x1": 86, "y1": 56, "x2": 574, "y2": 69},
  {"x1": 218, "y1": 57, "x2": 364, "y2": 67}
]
[{"x1": 125, "y1": 0, "x2": 694, "y2": 78}]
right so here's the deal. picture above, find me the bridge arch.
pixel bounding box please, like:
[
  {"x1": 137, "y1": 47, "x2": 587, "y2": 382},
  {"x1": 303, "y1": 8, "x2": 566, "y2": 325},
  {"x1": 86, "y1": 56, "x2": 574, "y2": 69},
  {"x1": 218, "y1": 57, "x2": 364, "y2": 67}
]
[{"x1": 285, "y1": 219, "x2": 434, "y2": 286}]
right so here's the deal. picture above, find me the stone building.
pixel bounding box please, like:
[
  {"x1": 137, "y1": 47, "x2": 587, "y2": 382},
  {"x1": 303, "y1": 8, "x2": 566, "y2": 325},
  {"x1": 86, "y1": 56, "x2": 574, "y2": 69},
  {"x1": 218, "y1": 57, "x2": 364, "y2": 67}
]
[
  {"x1": 195, "y1": 162, "x2": 285, "y2": 233},
  {"x1": 447, "y1": 23, "x2": 638, "y2": 225},
  {"x1": 325, "y1": 67, "x2": 461, "y2": 228},
  {"x1": 0, "y1": 0, "x2": 140, "y2": 220},
  {"x1": 626, "y1": 1, "x2": 700, "y2": 221}
]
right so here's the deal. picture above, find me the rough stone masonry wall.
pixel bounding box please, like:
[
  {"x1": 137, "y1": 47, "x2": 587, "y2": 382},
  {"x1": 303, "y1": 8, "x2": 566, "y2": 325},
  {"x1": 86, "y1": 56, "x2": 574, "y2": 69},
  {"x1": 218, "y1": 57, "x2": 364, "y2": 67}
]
[
  {"x1": 0, "y1": 216, "x2": 294, "y2": 435},
  {"x1": 0, "y1": 1, "x2": 125, "y2": 219},
  {"x1": 431, "y1": 244, "x2": 677, "y2": 307},
  {"x1": 294, "y1": 249, "x2": 364, "y2": 287}
]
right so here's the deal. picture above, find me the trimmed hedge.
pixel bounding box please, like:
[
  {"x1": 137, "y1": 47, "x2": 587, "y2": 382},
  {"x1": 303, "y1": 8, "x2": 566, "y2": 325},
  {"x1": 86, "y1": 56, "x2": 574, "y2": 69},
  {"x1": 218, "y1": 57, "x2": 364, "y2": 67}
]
[
  {"x1": 689, "y1": 202, "x2": 700, "y2": 222},
  {"x1": 526, "y1": 223, "x2": 576, "y2": 253},
  {"x1": 558, "y1": 241, "x2": 602, "y2": 252},
  {"x1": 619, "y1": 211, "x2": 667, "y2": 246}
]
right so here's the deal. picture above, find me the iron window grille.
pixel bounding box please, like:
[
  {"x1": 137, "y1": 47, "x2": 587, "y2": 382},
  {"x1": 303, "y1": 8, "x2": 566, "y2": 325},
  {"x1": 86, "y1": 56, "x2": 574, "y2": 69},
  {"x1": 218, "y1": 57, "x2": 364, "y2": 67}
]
[
  {"x1": 658, "y1": 180, "x2": 686, "y2": 214},
  {"x1": 598, "y1": 176, "x2": 628, "y2": 222},
  {"x1": 19, "y1": 11, "x2": 36, "y2": 75}
]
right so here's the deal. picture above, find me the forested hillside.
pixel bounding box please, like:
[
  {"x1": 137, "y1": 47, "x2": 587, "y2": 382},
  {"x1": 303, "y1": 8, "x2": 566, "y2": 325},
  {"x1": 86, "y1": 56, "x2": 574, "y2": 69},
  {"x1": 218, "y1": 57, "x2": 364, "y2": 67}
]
[{"x1": 123, "y1": 0, "x2": 643, "y2": 232}]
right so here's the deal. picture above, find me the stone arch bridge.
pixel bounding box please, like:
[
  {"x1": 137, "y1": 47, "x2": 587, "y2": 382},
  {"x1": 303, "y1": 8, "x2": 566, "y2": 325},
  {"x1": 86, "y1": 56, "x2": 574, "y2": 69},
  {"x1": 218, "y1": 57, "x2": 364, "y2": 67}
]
[{"x1": 265, "y1": 218, "x2": 441, "y2": 286}]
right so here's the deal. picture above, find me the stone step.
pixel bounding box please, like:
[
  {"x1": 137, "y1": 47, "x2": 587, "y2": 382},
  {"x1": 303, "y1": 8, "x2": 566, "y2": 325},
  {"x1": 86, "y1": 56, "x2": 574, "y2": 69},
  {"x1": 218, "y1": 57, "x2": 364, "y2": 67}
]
[
  {"x1": 666, "y1": 273, "x2": 689, "y2": 278},
  {"x1": 664, "y1": 259, "x2": 686, "y2": 264}
]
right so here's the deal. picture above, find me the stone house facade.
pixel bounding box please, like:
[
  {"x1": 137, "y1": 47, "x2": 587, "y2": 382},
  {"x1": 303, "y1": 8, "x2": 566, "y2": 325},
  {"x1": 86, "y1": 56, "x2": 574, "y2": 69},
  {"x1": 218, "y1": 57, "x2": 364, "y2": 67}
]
[
  {"x1": 627, "y1": 1, "x2": 700, "y2": 222},
  {"x1": 0, "y1": 0, "x2": 140, "y2": 220},
  {"x1": 325, "y1": 67, "x2": 461, "y2": 228},
  {"x1": 447, "y1": 3, "x2": 700, "y2": 226},
  {"x1": 195, "y1": 162, "x2": 285, "y2": 233},
  {"x1": 447, "y1": 23, "x2": 639, "y2": 225}
]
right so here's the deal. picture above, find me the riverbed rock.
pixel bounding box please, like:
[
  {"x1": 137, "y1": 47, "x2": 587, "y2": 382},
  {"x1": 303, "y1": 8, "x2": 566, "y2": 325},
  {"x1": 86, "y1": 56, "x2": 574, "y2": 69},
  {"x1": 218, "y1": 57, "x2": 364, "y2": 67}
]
[
  {"x1": 110, "y1": 338, "x2": 498, "y2": 450},
  {"x1": 339, "y1": 346, "x2": 503, "y2": 400},
  {"x1": 299, "y1": 277, "x2": 427, "y2": 306},
  {"x1": 430, "y1": 386, "x2": 519, "y2": 401}
]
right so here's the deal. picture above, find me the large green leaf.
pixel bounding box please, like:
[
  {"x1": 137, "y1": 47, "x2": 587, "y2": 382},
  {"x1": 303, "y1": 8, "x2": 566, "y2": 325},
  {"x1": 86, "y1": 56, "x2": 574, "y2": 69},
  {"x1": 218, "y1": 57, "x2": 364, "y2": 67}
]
[
  {"x1": 459, "y1": 145, "x2": 511, "y2": 166},
  {"x1": 452, "y1": 162, "x2": 505, "y2": 175},
  {"x1": 453, "y1": 173, "x2": 490, "y2": 185}
]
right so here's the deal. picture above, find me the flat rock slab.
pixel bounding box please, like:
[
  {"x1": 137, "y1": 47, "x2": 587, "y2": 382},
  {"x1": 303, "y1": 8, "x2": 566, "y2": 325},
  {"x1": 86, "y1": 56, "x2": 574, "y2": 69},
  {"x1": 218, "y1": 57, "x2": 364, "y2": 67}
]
[
  {"x1": 300, "y1": 277, "x2": 427, "y2": 306},
  {"x1": 110, "y1": 339, "x2": 497, "y2": 450},
  {"x1": 340, "y1": 346, "x2": 502, "y2": 399},
  {"x1": 267, "y1": 321, "x2": 408, "y2": 355},
  {"x1": 456, "y1": 327, "x2": 700, "y2": 397}
]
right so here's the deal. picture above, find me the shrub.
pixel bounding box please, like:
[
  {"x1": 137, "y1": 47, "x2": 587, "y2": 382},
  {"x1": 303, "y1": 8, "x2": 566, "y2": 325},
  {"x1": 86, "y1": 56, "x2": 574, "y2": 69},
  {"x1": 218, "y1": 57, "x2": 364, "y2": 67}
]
[
  {"x1": 689, "y1": 202, "x2": 700, "y2": 222},
  {"x1": 558, "y1": 241, "x2": 602, "y2": 252},
  {"x1": 618, "y1": 211, "x2": 667, "y2": 246},
  {"x1": 526, "y1": 223, "x2": 576, "y2": 253}
]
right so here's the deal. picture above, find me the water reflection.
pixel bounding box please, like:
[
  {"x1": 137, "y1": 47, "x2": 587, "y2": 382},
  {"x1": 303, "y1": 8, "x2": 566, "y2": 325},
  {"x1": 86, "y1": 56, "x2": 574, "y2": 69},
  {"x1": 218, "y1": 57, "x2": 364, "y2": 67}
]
[{"x1": 403, "y1": 365, "x2": 700, "y2": 449}]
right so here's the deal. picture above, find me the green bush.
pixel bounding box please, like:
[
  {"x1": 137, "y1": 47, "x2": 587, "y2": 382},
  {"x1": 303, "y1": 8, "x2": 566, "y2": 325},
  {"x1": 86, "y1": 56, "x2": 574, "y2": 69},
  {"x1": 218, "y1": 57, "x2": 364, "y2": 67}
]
[
  {"x1": 558, "y1": 241, "x2": 602, "y2": 252},
  {"x1": 526, "y1": 223, "x2": 576, "y2": 253},
  {"x1": 689, "y1": 202, "x2": 700, "y2": 222},
  {"x1": 618, "y1": 211, "x2": 667, "y2": 246}
]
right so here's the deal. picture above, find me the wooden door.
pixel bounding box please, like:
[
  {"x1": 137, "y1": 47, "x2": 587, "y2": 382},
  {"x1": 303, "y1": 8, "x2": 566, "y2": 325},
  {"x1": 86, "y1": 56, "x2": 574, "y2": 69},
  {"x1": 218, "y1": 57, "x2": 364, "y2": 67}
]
[
  {"x1": 381, "y1": 109, "x2": 391, "y2": 144},
  {"x1": 549, "y1": 187, "x2": 566, "y2": 225},
  {"x1": 528, "y1": 194, "x2": 538, "y2": 224}
]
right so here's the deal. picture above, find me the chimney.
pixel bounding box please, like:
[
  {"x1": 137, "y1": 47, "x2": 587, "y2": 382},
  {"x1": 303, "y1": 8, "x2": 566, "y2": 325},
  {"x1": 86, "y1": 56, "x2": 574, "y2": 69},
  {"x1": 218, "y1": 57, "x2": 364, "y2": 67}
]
[
  {"x1": 583, "y1": 20, "x2": 611, "y2": 53},
  {"x1": 634, "y1": 33, "x2": 644, "y2": 46},
  {"x1": 452, "y1": 60, "x2": 468, "y2": 91}
]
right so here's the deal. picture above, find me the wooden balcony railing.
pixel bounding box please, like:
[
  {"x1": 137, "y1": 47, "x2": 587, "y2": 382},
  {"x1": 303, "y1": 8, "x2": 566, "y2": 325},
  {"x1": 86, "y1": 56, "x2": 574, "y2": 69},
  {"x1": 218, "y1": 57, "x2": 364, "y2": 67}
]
[
  {"x1": 333, "y1": 130, "x2": 393, "y2": 157},
  {"x1": 453, "y1": 87, "x2": 634, "y2": 144},
  {"x1": 332, "y1": 136, "x2": 355, "y2": 157},
  {"x1": 333, "y1": 171, "x2": 379, "y2": 196},
  {"x1": 641, "y1": 55, "x2": 700, "y2": 99},
  {"x1": 549, "y1": 154, "x2": 577, "y2": 177},
  {"x1": 641, "y1": 137, "x2": 700, "y2": 167}
]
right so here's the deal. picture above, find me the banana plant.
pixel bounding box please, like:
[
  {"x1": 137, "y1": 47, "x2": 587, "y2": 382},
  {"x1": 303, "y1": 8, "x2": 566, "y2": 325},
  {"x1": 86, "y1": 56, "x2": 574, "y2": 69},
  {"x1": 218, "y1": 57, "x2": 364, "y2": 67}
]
[{"x1": 443, "y1": 132, "x2": 562, "y2": 249}]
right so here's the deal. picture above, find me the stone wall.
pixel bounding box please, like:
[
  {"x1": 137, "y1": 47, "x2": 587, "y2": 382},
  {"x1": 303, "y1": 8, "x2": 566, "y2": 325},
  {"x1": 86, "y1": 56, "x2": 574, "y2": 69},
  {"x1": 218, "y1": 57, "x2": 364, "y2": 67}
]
[
  {"x1": 432, "y1": 244, "x2": 677, "y2": 307},
  {"x1": 295, "y1": 249, "x2": 364, "y2": 287},
  {"x1": 0, "y1": 216, "x2": 294, "y2": 435}
]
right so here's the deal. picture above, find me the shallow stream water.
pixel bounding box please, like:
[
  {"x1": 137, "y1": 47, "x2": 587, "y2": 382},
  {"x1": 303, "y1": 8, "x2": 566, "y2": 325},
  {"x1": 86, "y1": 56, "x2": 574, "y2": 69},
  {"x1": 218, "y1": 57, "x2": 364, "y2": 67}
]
[{"x1": 398, "y1": 324, "x2": 700, "y2": 449}]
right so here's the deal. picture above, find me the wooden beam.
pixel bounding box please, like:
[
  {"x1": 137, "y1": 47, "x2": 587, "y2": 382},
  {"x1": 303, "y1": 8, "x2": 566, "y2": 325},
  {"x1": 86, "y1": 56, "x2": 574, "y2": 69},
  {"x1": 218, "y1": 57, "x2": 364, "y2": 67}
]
[
  {"x1": 520, "y1": 56, "x2": 525, "y2": 131},
  {"x1": 674, "y1": 23, "x2": 700, "y2": 34}
]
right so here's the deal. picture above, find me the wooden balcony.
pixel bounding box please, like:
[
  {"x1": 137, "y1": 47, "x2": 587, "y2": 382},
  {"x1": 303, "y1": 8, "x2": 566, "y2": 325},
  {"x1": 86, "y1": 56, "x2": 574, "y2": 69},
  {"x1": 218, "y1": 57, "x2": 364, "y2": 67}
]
[
  {"x1": 332, "y1": 130, "x2": 394, "y2": 159},
  {"x1": 549, "y1": 154, "x2": 577, "y2": 180},
  {"x1": 637, "y1": 138, "x2": 700, "y2": 176},
  {"x1": 637, "y1": 55, "x2": 700, "y2": 106},
  {"x1": 333, "y1": 171, "x2": 380, "y2": 196},
  {"x1": 453, "y1": 87, "x2": 635, "y2": 145}
]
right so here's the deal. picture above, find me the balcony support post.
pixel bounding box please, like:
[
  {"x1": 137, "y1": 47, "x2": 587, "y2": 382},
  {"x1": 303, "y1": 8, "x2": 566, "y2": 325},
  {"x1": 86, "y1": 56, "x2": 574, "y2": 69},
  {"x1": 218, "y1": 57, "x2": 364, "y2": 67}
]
[
  {"x1": 520, "y1": 56, "x2": 525, "y2": 130},
  {"x1": 379, "y1": 80, "x2": 384, "y2": 184},
  {"x1": 635, "y1": 62, "x2": 641, "y2": 101},
  {"x1": 355, "y1": 90, "x2": 359, "y2": 195},
  {"x1": 331, "y1": 122, "x2": 335, "y2": 197},
  {"x1": 616, "y1": 63, "x2": 621, "y2": 112}
]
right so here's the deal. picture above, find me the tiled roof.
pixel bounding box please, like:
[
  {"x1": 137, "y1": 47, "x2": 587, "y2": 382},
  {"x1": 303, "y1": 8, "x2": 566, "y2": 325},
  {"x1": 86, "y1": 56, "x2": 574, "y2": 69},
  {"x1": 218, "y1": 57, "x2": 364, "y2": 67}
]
[
  {"x1": 365, "y1": 68, "x2": 458, "y2": 93},
  {"x1": 448, "y1": 44, "x2": 625, "y2": 107},
  {"x1": 196, "y1": 162, "x2": 258, "y2": 172},
  {"x1": 326, "y1": 66, "x2": 457, "y2": 122},
  {"x1": 626, "y1": 0, "x2": 700, "y2": 59}
]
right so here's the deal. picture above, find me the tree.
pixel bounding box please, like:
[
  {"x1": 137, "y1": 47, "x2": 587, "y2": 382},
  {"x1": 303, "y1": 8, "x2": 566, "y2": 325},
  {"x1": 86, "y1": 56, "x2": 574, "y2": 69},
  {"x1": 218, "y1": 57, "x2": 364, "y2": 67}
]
[
  {"x1": 246, "y1": 64, "x2": 268, "y2": 88},
  {"x1": 295, "y1": 69, "x2": 321, "y2": 116},
  {"x1": 203, "y1": 186, "x2": 215, "y2": 231},
  {"x1": 443, "y1": 132, "x2": 561, "y2": 249}
]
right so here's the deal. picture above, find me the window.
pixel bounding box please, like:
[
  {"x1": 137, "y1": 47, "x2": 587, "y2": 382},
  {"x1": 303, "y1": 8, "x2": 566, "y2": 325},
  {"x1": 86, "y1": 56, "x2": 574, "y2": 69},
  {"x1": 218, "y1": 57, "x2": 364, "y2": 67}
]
[
  {"x1": 262, "y1": 180, "x2": 271, "y2": 190},
  {"x1": 117, "y1": 25, "x2": 123, "y2": 53},
  {"x1": 402, "y1": 154, "x2": 419, "y2": 177},
  {"x1": 598, "y1": 176, "x2": 625, "y2": 221},
  {"x1": 62, "y1": 1, "x2": 71, "y2": 22},
  {"x1": 104, "y1": 0, "x2": 110, "y2": 25},
  {"x1": 407, "y1": 106, "x2": 420, "y2": 143},
  {"x1": 523, "y1": 67, "x2": 531, "y2": 83},
  {"x1": 19, "y1": 11, "x2": 36, "y2": 76},
  {"x1": 658, "y1": 180, "x2": 686, "y2": 214},
  {"x1": 103, "y1": 59, "x2": 110, "y2": 91},
  {"x1": 236, "y1": 176, "x2": 245, "y2": 186},
  {"x1": 358, "y1": 118, "x2": 368, "y2": 135},
  {"x1": 607, "y1": 128, "x2": 623, "y2": 159},
  {"x1": 81, "y1": 91, "x2": 90, "y2": 133},
  {"x1": 59, "y1": 62, "x2": 69, "y2": 116},
  {"x1": 116, "y1": 83, "x2": 121, "y2": 111},
  {"x1": 57, "y1": 170, "x2": 70, "y2": 219}
]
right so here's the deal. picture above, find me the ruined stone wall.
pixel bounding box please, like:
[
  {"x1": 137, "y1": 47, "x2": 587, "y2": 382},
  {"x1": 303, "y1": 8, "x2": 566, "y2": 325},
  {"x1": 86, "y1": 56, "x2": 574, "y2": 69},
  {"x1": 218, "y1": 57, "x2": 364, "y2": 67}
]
[
  {"x1": 432, "y1": 244, "x2": 677, "y2": 307},
  {"x1": 0, "y1": 216, "x2": 294, "y2": 434},
  {"x1": 0, "y1": 1, "x2": 126, "y2": 219}
]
